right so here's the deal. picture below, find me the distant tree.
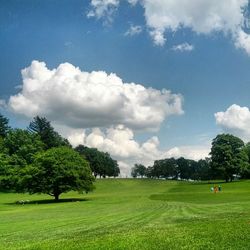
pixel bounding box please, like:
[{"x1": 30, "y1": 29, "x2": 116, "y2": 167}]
[
  {"x1": 76, "y1": 146, "x2": 102, "y2": 178},
  {"x1": 0, "y1": 113, "x2": 10, "y2": 138},
  {"x1": 131, "y1": 164, "x2": 146, "y2": 178},
  {"x1": 75, "y1": 145, "x2": 120, "y2": 178},
  {"x1": 1, "y1": 147, "x2": 95, "y2": 201},
  {"x1": 28, "y1": 116, "x2": 70, "y2": 149},
  {"x1": 210, "y1": 134, "x2": 247, "y2": 182},
  {"x1": 145, "y1": 166, "x2": 154, "y2": 178},
  {"x1": 131, "y1": 166, "x2": 137, "y2": 178},
  {"x1": 146, "y1": 157, "x2": 212, "y2": 181},
  {"x1": 196, "y1": 158, "x2": 211, "y2": 180},
  {"x1": 102, "y1": 152, "x2": 120, "y2": 178}
]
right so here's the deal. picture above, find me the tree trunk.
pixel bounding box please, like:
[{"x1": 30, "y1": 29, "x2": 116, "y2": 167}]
[{"x1": 54, "y1": 193, "x2": 60, "y2": 202}]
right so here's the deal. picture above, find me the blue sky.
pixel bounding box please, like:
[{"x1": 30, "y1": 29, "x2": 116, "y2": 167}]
[{"x1": 1, "y1": 0, "x2": 250, "y2": 175}]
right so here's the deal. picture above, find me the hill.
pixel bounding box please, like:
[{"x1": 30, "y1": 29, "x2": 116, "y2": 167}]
[{"x1": 0, "y1": 179, "x2": 250, "y2": 249}]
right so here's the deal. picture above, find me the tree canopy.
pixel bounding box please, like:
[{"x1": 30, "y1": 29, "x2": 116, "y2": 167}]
[
  {"x1": 210, "y1": 134, "x2": 248, "y2": 182},
  {"x1": 28, "y1": 116, "x2": 70, "y2": 149},
  {"x1": 131, "y1": 164, "x2": 147, "y2": 178},
  {"x1": 1, "y1": 147, "x2": 95, "y2": 201},
  {"x1": 75, "y1": 145, "x2": 120, "y2": 178},
  {"x1": 141, "y1": 157, "x2": 210, "y2": 180}
]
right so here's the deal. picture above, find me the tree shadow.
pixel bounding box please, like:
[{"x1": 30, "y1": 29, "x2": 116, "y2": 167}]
[{"x1": 5, "y1": 198, "x2": 89, "y2": 205}]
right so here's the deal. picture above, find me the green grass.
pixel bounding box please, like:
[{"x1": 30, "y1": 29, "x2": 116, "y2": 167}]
[{"x1": 1, "y1": 179, "x2": 250, "y2": 249}]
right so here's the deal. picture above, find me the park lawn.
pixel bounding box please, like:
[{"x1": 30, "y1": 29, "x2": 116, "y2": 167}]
[{"x1": 0, "y1": 179, "x2": 250, "y2": 250}]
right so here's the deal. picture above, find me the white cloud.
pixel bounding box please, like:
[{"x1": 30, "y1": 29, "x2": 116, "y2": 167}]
[
  {"x1": 8, "y1": 60, "x2": 183, "y2": 131},
  {"x1": 165, "y1": 145, "x2": 210, "y2": 161},
  {"x1": 64, "y1": 125, "x2": 210, "y2": 176},
  {"x1": 87, "y1": 0, "x2": 119, "y2": 24},
  {"x1": 172, "y1": 43, "x2": 194, "y2": 52},
  {"x1": 64, "y1": 125, "x2": 162, "y2": 176},
  {"x1": 215, "y1": 104, "x2": 250, "y2": 141},
  {"x1": 87, "y1": 0, "x2": 250, "y2": 54},
  {"x1": 124, "y1": 24, "x2": 142, "y2": 36},
  {"x1": 149, "y1": 29, "x2": 166, "y2": 46},
  {"x1": 139, "y1": 0, "x2": 249, "y2": 50},
  {"x1": 235, "y1": 30, "x2": 250, "y2": 55}
]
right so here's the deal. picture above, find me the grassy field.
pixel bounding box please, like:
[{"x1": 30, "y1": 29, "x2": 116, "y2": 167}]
[{"x1": 0, "y1": 179, "x2": 250, "y2": 250}]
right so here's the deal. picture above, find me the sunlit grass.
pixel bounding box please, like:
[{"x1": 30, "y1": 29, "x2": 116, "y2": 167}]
[{"x1": 0, "y1": 179, "x2": 250, "y2": 249}]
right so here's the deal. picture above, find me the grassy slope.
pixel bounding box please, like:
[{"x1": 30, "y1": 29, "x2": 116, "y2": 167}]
[{"x1": 0, "y1": 179, "x2": 250, "y2": 250}]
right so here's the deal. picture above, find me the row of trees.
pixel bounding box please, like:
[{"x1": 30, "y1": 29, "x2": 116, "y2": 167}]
[
  {"x1": 132, "y1": 134, "x2": 250, "y2": 182},
  {"x1": 131, "y1": 158, "x2": 210, "y2": 180},
  {"x1": 0, "y1": 114, "x2": 120, "y2": 200}
]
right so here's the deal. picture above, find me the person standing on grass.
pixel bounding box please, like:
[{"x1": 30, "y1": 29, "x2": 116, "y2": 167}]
[{"x1": 218, "y1": 185, "x2": 222, "y2": 192}]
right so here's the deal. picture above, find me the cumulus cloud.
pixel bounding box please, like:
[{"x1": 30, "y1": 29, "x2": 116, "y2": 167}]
[
  {"x1": 172, "y1": 43, "x2": 194, "y2": 52},
  {"x1": 124, "y1": 24, "x2": 142, "y2": 36},
  {"x1": 8, "y1": 60, "x2": 183, "y2": 131},
  {"x1": 215, "y1": 104, "x2": 250, "y2": 141},
  {"x1": 165, "y1": 145, "x2": 210, "y2": 161},
  {"x1": 65, "y1": 125, "x2": 210, "y2": 176},
  {"x1": 87, "y1": 0, "x2": 250, "y2": 54}
]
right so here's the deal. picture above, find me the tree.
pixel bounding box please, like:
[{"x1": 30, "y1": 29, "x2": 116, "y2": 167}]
[
  {"x1": 196, "y1": 158, "x2": 212, "y2": 180},
  {"x1": 7, "y1": 147, "x2": 95, "y2": 201},
  {"x1": 28, "y1": 116, "x2": 70, "y2": 149},
  {"x1": 4, "y1": 129, "x2": 44, "y2": 164},
  {"x1": 102, "y1": 152, "x2": 120, "y2": 178},
  {"x1": 75, "y1": 145, "x2": 120, "y2": 178},
  {"x1": 0, "y1": 113, "x2": 10, "y2": 138},
  {"x1": 131, "y1": 164, "x2": 146, "y2": 178},
  {"x1": 241, "y1": 143, "x2": 250, "y2": 178},
  {"x1": 210, "y1": 134, "x2": 247, "y2": 182}
]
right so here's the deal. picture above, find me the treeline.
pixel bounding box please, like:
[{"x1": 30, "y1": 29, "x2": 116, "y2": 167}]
[
  {"x1": 132, "y1": 134, "x2": 250, "y2": 182},
  {"x1": 0, "y1": 114, "x2": 120, "y2": 200},
  {"x1": 131, "y1": 158, "x2": 210, "y2": 180}
]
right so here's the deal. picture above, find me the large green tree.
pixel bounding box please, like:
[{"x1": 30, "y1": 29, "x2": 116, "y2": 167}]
[
  {"x1": 28, "y1": 116, "x2": 70, "y2": 149},
  {"x1": 4, "y1": 129, "x2": 44, "y2": 164},
  {"x1": 210, "y1": 134, "x2": 248, "y2": 182},
  {"x1": 0, "y1": 129, "x2": 45, "y2": 192},
  {"x1": 4, "y1": 147, "x2": 95, "y2": 201}
]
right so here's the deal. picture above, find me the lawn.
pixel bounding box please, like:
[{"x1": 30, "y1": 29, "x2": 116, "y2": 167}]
[{"x1": 0, "y1": 179, "x2": 250, "y2": 249}]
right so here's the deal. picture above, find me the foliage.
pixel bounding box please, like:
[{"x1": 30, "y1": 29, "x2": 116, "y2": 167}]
[
  {"x1": 241, "y1": 142, "x2": 250, "y2": 178},
  {"x1": 210, "y1": 134, "x2": 248, "y2": 182},
  {"x1": 20, "y1": 147, "x2": 95, "y2": 200},
  {"x1": 4, "y1": 129, "x2": 44, "y2": 164},
  {"x1": 141, "y1": 157, "x2": 211, "y2": 180},
  {"x1": 28, "y1": 116, "x2": 71, "y2": 149},
  {"x1": 75, "y1": 145, "x2": 120, "y2": 178},
  {"x1": 131, "y1": 164, "x2": 147, "y2": 178},
  {"x1": 0, "y1": 113, "x2": 10, "y2": 138}
]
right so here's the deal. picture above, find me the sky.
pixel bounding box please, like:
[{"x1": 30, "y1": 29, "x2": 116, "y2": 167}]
[{"x1": 1, "y1": 0, "x2": 250, "y2": 176}]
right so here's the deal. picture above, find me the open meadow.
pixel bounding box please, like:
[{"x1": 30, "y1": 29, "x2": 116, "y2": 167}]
[{"x1": 1, "y1": 179, "x2": 250, "y2": 250}]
